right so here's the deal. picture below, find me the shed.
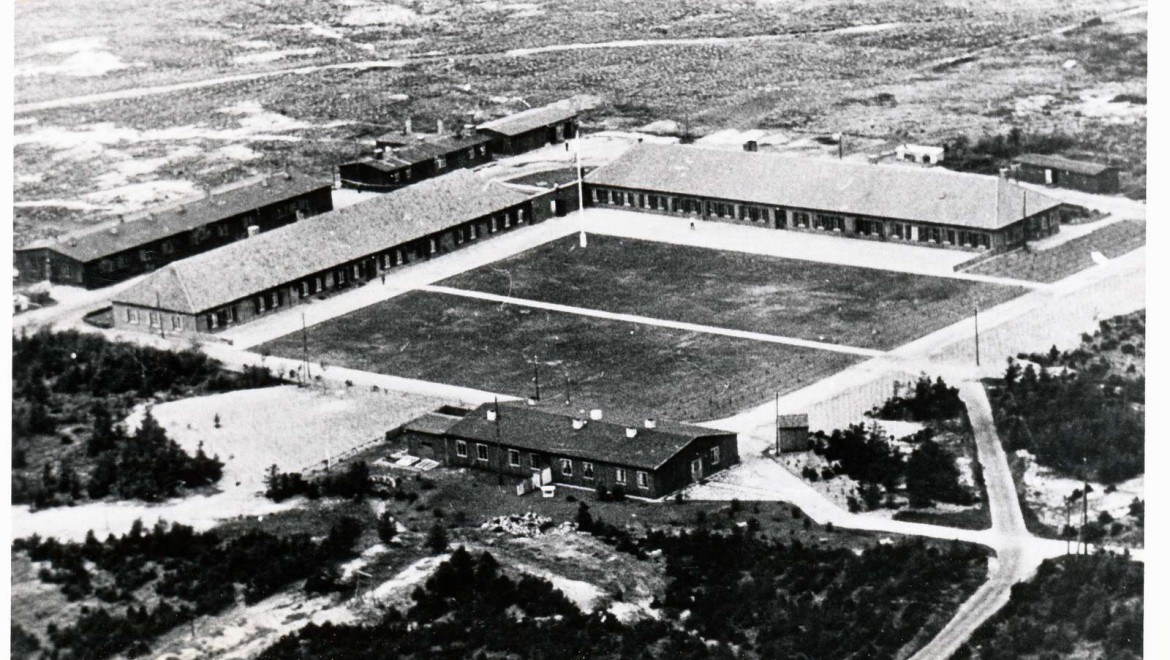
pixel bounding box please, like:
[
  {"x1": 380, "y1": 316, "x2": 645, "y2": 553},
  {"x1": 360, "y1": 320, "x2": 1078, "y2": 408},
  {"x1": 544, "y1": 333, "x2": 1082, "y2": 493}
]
[
  {"x1": 776, "y1": 414, "x2": 811, "y2": 453},
  {"x1": 1011, "y1": 154, "x2": 1120, "y2": 194}
]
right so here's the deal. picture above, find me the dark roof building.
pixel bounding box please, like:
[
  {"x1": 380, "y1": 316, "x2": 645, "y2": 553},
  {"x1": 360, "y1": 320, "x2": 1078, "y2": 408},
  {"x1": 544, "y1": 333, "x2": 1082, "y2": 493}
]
[
  {"x1": 586, "y1": 143, "x2": 1065, "y2": 251},
  {"x1": 1011, "y1": 153, "x2": 1121, "y2": 194},
  {"x1": 111, "y1": 170, "x2": 562, "y2": 334},
  {"x1": 14, "y1": 175, "x2": 333, "y2": 288},
  {"x1": 476, "y1": 101, "x2": 579, "y2": 156},
  {"x1": 433, "y1": 402, "x2": 739, "y2": 498},
  {"x1": 339, "y1": 133, "x2": 492, "y2": 192}
]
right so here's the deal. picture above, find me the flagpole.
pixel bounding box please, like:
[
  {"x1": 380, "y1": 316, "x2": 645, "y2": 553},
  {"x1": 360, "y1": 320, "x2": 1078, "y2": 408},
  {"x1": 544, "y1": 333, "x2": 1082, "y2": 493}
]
[{"x1": 575, "y1": 130, "x2": 587, "y2": 248}]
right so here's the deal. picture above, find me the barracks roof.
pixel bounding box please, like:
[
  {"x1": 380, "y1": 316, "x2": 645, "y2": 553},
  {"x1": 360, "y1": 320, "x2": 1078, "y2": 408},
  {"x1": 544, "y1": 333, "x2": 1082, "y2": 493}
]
[
  {"x1": 114, "y1": 170, "x2": 531, "y2": 314},
  {"x1": 18, "y1": 175, "x2": 332, "y2": 263},
  {"x1": 476, "y1": 101, "x2": 578, "y2": 137},
  {"x1": 586, "y1": 142, "x2": 1062, "y2": 231},
  {"x1": 1013, "y1": 153, "x2": 1117, "y2": 177},
  {"x1": 446, "y1": 402, "x2": 735, "y2": 470}
]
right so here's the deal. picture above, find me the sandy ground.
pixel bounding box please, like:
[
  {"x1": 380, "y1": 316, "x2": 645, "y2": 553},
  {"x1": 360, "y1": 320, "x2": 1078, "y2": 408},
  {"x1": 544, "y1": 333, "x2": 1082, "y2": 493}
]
[
  {"x1": 149, "y1": 583, "x2": 359, "y2": 660},
  {"x1": 1015, "y1": 450, "x2": 1143, "y2": 531},
  {"x1": 11, "y1": 386, "x2": 444, "y2": 543},
  {"x1": 125, "y1": 385, "x2": 446, "y2": 483}
]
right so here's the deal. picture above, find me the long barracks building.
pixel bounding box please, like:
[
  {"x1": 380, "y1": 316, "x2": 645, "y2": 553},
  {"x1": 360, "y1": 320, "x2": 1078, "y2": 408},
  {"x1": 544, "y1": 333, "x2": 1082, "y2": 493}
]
[
  {"x1": 431, "y1": 402, "x2": 740, "y2": 499},
  {"x1": 111, "y1": 170, "x2": 564, "y2": 335},
  {"x1": 585, "y1": 142, "x2": 1064, "y2": 251},
  {"x1": 14, "y1": 175, "x2": 333, "y2": 289}
]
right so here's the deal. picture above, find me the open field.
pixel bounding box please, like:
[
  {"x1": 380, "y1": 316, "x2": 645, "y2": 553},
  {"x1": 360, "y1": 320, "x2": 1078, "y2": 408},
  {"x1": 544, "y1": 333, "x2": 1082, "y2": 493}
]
[
  {"x1": 12, "y1": 1, "x2": 1145, "y2": 243},
  {"x1": 259, "y1": 291, "x2": 862, "y2": 420},
  {"x1": 128, "y1": 385, "x2": 446, "y2": 485},
  {"x1": 440, "y1": 235, "x2": 1028, "y2": 350},
  {"x1": 965, "y1": 219, "x2": 1146, "y2": 282}
]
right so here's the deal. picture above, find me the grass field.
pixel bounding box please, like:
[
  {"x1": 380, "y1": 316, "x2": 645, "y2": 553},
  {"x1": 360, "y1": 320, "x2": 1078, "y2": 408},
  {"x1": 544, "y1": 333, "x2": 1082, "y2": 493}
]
[
  {"x1": 440, "y1": 235, "x2": 1028, "y2": 350},
  {"x1": 260, "y1": 291, "x2": 861, "y2": 421},
  {"x1": 966, "y1": 219, "x2": 1145, "y2": 282}
]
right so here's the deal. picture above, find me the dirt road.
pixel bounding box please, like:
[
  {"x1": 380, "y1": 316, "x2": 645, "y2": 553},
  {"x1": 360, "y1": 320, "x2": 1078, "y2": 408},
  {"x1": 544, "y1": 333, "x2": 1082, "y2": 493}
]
[{"x1": 906, "y1": 382, "x2": 1030, "y2": 660}]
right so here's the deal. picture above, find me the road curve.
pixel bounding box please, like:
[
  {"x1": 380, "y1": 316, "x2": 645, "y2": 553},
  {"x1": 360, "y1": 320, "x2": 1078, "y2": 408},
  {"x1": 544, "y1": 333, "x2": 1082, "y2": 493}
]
[{"x1": 908, "y1": 381, "x2": 1032, "y2": 660}]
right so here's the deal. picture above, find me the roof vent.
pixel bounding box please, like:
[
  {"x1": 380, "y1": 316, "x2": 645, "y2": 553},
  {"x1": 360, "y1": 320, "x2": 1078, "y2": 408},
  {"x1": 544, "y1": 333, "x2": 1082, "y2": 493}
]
[
  {"x1": 589, "y1": 409, "x2": 603, "y2": 421},
  {"x1": 625, "y1": 427, "x2": 638, "y2": 438},
  {"x1": 486, "y1": 409, "x2": 498, "y2": 422},
  {"x1": 644, "y1": 418, "x2": 657, "y2": 429},
  {"x1": 572, "y1": 418, "x2": 586, "y2": 430}
]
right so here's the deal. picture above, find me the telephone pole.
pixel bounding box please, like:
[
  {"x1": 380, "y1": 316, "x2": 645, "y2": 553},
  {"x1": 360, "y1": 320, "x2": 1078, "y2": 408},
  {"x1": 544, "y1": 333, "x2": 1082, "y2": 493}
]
[
  {"x1": 974, "y1": 306, "x2": 981, "y2": 367},
  {"x1": 302, "y1": 313, "x2": 311, "y2": 384},
  {"x1": 532, "y1": 355, "x2": 541, "y2": 401},
  {"x1": 574, "y1": 130, "x2": 587, "y2": 248},
  {"x1": 494, "y1": 397, "x2": 504, "y2": 486},
  {"x1": 774, "y1": 392, "x2": 780, "y2": 455}
]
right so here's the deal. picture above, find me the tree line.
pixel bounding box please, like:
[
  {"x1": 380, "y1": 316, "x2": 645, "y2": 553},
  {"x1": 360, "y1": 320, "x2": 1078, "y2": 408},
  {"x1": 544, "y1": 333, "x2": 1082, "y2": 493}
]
[
  {"x1": 957, "y1": 553, "x2": 1142, "y2": 660},
  {"x1": 990, "y1": 357, "x2": 1143, "y2": 483},
  {"x1": 258, "y1": 529, "x2": 988, "y2": 660},
  {"x1": 12, "y1": 516, "x2": 365, "y2": 659},
  {"x1": 11, "y1": 329, "x2": 281, "y2": 508}
]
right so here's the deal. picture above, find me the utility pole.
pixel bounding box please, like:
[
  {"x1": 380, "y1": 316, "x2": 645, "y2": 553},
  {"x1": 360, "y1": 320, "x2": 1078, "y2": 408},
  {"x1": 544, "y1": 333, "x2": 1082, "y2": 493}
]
[
  {"x1": 564, "y1": 369, "x2": 572, "y2": 405},
  {"x1": 974, "y1": 306, "x2": 981, "y2": 367},
  {"x1": 1081, "y1": 456, "x2": 1090, "y2": 555},
  {"x1": 774, "y1": 392, "x2": 780, "y2": 455},
  {"x1": 494, "y1": 397, "x2": 504, "y2": 486},
  {"x1": 156, "y1": 291, "x2": 165, "y2": 339},
  {"x1": 302, "y1": 312, "x2": 311, "y2": 385},
  {"x1": 533, "y1": 355, "x2": 541, "y2": 401},
  {"x1": 575, "y1": 130, "x2": 587, "y2": 248},
  {"x1": 838, "y1": 133, "x2": 844, "y2": 160}
]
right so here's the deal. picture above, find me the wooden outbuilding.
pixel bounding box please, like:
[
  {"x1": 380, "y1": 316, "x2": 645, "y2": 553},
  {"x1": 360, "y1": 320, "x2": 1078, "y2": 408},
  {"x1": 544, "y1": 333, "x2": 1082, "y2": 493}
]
[{"x1": 1011, "y1": 153, "x2": 1121, "y2": 194}]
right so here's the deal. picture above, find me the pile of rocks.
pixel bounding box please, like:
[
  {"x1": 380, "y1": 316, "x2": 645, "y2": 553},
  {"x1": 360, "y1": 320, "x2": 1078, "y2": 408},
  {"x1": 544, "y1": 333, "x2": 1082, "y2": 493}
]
[{"x1": 481, "y1": 512, "x2": 576, "y2": 537}]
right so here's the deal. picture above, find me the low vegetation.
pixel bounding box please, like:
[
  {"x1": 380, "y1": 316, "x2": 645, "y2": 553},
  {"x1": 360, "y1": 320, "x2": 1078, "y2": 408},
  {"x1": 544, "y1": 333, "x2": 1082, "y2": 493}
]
[
  {"x1": 806, "y1": 376, "x2": 986, "y2": 525},
  {"x1": 988, "y1": 313, "x2": 1144, "y2": 484},
  {"x1": 965, "y1": 220, "x2": 1146, "y2": 283},
  {"x1": 958, "y1": 553, "x2": 1142, "y2": 660},
  {"x1": 11, "y1": 515, "x2": 366, "y2": 659},
  {"x1": 259, "y1": 531, "x2": 987, "y2": 659},
  {"x1": 11, "y1": 330, "x2": 280, "y2": 508}
]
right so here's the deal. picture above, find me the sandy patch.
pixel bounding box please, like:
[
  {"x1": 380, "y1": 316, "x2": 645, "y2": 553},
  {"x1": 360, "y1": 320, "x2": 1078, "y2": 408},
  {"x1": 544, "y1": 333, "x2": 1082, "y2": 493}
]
[
  {"x1": 150, "y1": 584, "x2": 357, "y2": 660},
  {"x1": 82, "y1": 180, "x2": 201, "y2": 212},
  {"x1": 365, "y1": 554, "x2": 450, "y2": 608},
  {"x1": 17, "y1": 37, "x2": 132, "y2": 78},
  {"x1": 238, "y1": 39, "x2": 277, "y2": 50},
  {"x1": 125, "y1": 385, "x2": 442, "y2": 487},
  {"x1": 1017, "y1": 450, "x2": 1143, "y2": 531},
  {"x1": 342, "y1": 2, "x2": 424, "y2": 27},
  {"x1": 10, "y1": 490, "x2": 300, "y2": 544},
  {"x1": 234, "y1": 48, "x2": 323, "y2": 65}
]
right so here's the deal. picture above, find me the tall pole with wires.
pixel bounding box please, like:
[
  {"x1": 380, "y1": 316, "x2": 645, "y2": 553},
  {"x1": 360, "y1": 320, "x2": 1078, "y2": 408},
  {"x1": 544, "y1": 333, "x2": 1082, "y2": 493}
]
[
  {"x1": 974, "y1": 306, "x2": 981, "y2": 367},
  {"x1": 575, "y1": 129, "x2": 587, "y2": 248},
  {"x1": 302, "y1": 313, "x2": 311, "y2": 385}
]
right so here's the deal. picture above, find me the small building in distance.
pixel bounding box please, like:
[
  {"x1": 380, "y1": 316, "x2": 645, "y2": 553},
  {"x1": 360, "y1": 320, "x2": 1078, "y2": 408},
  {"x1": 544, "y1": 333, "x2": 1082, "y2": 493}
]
[
  {"x1": 339, "y1": 131, "x2": 492, "y2": 192},
  {"x1": 585, "y1": 142, "x2": 1064, "y2": 252},
  {"x1": 111, "y1": 170, "x2": 565, "y2": 335},
  {"x1": 14, "y1": 175, "x2": 333, "y2": 289},
  {"x1": 435, "y1": 402, "x2": 739, "y2": 499},
  {"x1": 1011, "y1": 153, "x2": 1121, "y2": 194},
  {"x1": 776, "y1": 414, "x2": 811, "y2": 453},
  {"x1": 476, "y1": 101, "x2": 580, "y2": 156},
  {"x1": 895, "y1": 143, "x2": 945, "y2": 165}
]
